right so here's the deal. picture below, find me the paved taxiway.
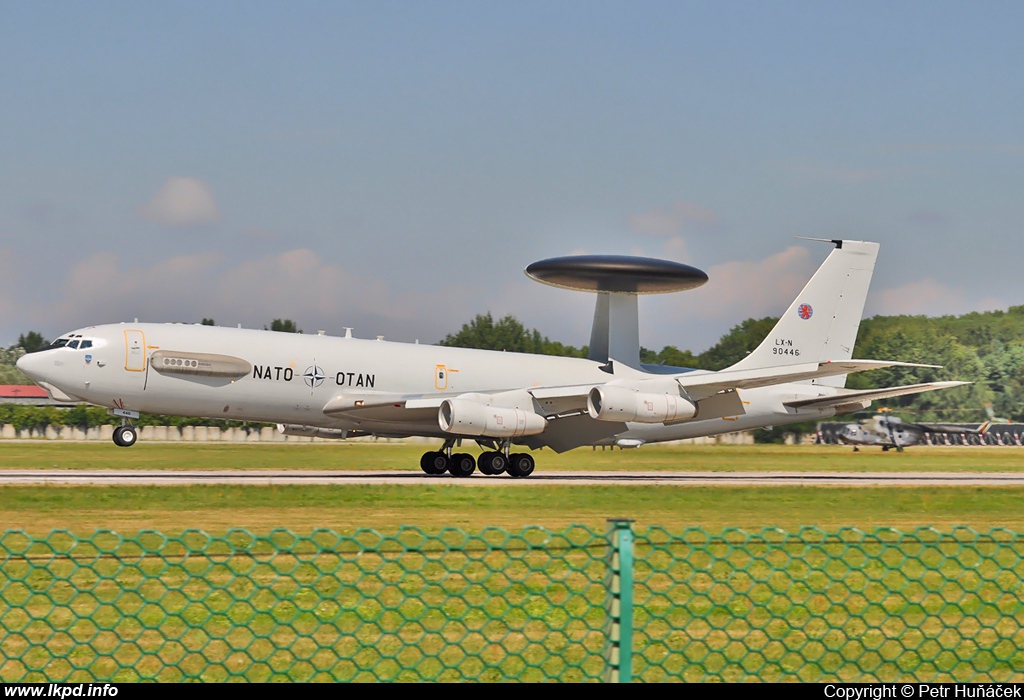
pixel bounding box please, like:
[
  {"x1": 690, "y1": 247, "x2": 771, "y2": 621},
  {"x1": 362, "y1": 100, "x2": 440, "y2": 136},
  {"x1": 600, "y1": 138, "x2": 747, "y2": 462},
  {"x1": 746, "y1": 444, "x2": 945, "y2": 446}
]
[{"x1": 2, "y1": 470, "x2": 1024, "y2": 486}]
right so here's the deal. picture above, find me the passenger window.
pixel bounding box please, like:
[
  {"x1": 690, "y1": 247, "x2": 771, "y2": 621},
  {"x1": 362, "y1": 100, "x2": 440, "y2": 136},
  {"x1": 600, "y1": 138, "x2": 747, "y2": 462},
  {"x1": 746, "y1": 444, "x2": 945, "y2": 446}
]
[
  {"x1": 79, "y1": 340, "x2": 93, "y2": 349},
  {"x1": 67, "y1": 340, "x2": 80, "y2": 349}
]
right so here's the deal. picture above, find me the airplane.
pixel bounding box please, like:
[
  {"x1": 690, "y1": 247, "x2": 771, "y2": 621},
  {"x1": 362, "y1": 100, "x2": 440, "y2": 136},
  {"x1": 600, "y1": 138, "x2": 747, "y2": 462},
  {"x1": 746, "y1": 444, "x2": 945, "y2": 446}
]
[
  {"x1": 835, "y1": 406, "x2": 1006, "y2": 452},
  {"x1": 17, "y1": 238, "x2": 968, "y2": 478}
]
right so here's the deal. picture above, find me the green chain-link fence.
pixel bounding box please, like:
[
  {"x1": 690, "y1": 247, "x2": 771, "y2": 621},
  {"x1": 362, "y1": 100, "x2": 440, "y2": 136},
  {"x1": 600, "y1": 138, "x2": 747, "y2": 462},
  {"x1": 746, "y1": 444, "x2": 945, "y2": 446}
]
[{"x1": 2, "y1": 524, "x2": 1024, "y2": 682}]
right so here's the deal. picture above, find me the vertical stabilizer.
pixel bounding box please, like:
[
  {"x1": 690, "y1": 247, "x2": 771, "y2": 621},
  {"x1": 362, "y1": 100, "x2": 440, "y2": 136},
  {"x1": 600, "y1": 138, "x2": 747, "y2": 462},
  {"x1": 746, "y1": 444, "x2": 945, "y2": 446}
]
[{"x1": 727, "y1": 240, "x2": 879, "y2": 386}]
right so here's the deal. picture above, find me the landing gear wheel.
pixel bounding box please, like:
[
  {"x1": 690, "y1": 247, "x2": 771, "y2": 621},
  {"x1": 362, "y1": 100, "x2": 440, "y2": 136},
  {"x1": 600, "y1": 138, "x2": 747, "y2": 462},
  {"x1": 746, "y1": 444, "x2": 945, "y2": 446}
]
[
  {"x1": 421, "y1": 451, "x2": 450, "y2": 475},
  {"x1": 448, "y1": 453, "x2": 476, "y2": 477},
  {"x1": 488, "y1": 452, "x2": 506, "y2": 475},
  {"x1": 113, "y1": 426, "x2": 137, "y2": 448},
  {"x1": 478, "y1": 451, "x2": 506, "y2": 475},
  {"x1": 507, "y1": 453, "x2": 535, "y2": 478}
]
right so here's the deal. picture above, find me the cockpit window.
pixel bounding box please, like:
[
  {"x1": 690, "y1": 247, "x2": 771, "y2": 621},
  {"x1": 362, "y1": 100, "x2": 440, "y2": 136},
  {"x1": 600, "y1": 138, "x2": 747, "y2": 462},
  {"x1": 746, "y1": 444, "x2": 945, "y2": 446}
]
[{"x1": 38, "y1": 334, "x2": 92, "y2": 352}]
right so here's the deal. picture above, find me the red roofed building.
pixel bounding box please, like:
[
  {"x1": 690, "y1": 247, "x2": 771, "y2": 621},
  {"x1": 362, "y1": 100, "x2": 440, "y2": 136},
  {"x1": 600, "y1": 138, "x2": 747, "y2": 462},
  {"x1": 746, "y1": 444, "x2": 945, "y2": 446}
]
[{"x1": 0, "y1": 385, "x2": 74, "y2": 406}]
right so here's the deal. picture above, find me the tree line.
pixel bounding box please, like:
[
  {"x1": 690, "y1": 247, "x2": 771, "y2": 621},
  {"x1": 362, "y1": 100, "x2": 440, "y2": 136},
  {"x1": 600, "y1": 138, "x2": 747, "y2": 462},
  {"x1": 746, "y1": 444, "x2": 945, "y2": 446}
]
[{"x1": 441, "y1": 308, "x2": 1024, "y2": 423}]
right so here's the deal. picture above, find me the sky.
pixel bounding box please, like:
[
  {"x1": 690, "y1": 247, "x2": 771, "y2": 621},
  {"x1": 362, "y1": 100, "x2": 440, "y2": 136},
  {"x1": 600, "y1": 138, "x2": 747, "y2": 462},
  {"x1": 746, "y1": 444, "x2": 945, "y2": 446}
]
[{"x1": 2, "y1": 1, "x2": 1023, "y2": 352}]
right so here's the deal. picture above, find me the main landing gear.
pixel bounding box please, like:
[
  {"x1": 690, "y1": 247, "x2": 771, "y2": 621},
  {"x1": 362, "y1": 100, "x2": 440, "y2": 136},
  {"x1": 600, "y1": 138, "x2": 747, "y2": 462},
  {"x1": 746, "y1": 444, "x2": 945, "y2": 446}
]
[{"x1": 419, "y1": 439, "x2": 536, "y2": 478}]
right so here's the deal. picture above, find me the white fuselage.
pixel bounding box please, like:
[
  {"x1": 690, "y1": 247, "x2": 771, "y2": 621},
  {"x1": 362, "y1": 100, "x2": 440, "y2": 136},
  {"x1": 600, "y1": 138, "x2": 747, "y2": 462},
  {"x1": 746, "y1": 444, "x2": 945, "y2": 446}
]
[{"x1": 18, "y1": 323, "x2": 841, "y2": 446}]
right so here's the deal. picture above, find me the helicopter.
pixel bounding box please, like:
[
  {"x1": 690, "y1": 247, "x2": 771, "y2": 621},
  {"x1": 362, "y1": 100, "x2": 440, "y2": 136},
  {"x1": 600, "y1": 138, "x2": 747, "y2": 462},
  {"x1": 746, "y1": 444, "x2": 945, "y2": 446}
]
[{"x1": 833, "y1": 405, "x2": 1007, "y2": 452}]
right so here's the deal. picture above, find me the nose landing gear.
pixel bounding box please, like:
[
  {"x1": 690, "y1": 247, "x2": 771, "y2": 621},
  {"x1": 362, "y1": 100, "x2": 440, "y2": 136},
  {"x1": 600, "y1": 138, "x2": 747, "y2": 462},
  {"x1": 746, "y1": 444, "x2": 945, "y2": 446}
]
[
  {"x1": 112, "y1": 425, "x2": 138, "y2": 447},
  {"x1": 109, "y1": 408, "x2": 140, "y2": 448}
]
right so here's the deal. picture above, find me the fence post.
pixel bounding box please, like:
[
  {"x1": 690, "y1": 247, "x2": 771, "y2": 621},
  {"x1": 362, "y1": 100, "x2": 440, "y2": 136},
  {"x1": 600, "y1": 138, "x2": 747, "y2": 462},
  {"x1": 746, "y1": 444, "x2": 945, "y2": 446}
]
[{"x1": 606, "y1": 518, "x2": 635, "y2": 683}]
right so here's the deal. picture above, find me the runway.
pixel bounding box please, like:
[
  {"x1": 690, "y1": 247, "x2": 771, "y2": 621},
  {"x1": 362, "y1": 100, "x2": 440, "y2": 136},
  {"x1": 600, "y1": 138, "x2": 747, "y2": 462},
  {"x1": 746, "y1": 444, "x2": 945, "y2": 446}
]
[{"x1": 1, "y1": 469, "x2": 1024, "y2": 486}]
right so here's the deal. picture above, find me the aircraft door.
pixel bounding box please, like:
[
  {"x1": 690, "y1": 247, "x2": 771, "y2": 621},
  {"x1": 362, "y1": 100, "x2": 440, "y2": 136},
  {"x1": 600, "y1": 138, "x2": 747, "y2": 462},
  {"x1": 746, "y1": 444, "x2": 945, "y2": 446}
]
[{"x1": 124, "y1": 330, "x2": 146, "y2": 372}]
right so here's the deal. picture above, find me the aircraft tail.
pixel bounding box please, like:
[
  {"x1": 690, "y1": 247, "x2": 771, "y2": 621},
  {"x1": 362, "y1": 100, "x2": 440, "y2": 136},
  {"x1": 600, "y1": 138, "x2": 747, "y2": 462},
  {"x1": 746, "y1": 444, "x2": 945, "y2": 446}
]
[
  {"x1": 727, "y1": 239, "x2": 879, "y2": 387},
  {"x1": 978, "y1": 403, "x2": 1011, "y2": 436}
]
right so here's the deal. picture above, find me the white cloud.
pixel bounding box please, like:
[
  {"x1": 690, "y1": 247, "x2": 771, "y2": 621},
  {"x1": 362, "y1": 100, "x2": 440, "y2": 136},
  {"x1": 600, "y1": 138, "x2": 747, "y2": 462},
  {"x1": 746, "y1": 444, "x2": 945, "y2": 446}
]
[
  {"x1": 867, "y1": 278, "x2": 1006, "y2": 317},
  {"x1": 628, "y1": 201, "x2": 719, "y2": 236},
  {"x1": 642, "y1": 246, "x2": 817, "y2": 350},
  {"x1": 662, "y1": 235, "x2": 688, "y2": 262},
  {"x1": 670, "y1": 246, "x2": 814, "y2": 318},
  {"x1": 484, "y1": 245, "x2": 817, "y2": 352},
  {"x1": 4, "y1": 249, "x2": 479, "y2": 344},
  {"x1": 791, "y1": 165, "x2": 888, "y2": 183},
  {"x1": 907, "y1": 210, "x2": 946, "y2": 226},
  {"x1": 0, "y1": 245, "x2": 1010, "y2": 356},
  {"x1": 140, "y1": 177, "x2": 221, "y2": 227}
]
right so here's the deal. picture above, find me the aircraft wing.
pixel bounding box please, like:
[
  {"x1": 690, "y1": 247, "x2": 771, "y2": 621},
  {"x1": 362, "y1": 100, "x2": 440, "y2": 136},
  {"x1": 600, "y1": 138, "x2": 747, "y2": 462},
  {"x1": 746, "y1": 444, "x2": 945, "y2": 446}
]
[
  {"x1": 677, "y1": 360, "x2": 941, "y2": 400},
  {"x1": 319, "y1": 360, "x2": 948, "y2": 422},
  {"x1": 783, "y1": 381, "x2": 969, "y2": 410}
]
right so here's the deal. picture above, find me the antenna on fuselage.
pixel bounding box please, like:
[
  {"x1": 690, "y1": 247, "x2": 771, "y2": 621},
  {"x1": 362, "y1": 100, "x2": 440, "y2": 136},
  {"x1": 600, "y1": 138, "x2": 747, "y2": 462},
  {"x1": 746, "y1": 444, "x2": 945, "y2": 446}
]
[{"x1": 524, "y1": 255, "x2": 708, "y2": 369}]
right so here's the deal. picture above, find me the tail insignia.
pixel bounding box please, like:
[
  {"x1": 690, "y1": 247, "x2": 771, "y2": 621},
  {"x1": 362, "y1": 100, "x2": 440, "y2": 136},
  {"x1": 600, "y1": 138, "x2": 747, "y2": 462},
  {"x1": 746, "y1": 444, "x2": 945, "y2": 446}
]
[{"x1": 798, "y1": 303, "x2": 813, "y2": 320}]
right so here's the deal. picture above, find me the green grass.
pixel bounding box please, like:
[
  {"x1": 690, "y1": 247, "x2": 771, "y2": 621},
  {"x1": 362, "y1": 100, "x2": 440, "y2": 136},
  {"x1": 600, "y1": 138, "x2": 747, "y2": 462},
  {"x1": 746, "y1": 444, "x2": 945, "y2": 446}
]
[
  {"x1": 4, "y1": 441, "x2": 1024, "y2": 472},
  {"x1": 2, "y1": 484, "x2": 1024, "y2": 534},
  {"x1": 5, "y1": 441, "x2": 1024, "y2": 682},
  {"x1": 2, "y1": 442, "x2": 1024, "y2": 533}
]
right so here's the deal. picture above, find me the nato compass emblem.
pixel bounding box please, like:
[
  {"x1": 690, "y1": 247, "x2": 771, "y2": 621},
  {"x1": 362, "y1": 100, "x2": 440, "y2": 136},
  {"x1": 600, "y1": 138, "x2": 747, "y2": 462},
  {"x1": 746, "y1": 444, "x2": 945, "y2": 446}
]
[
  {"x1": 303, "y1": 365, "x2": 325, "y2": 389},
  {"x1": 84, "y1": 354, "x2": 92, "y2": 365},
  {"x1": 797, "y1": 303, "x2": 813, "y2": 320}
]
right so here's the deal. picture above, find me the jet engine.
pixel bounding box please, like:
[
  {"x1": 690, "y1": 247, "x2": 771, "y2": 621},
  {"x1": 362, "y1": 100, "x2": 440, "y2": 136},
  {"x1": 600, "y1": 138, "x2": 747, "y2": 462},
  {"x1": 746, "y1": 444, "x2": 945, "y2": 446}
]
[
  {"x1": 438, "y1": 399, "x2": 547, "y2": 438},
  {"x1": 587, "y1": 385, "x2": 697, "y2": 423}
]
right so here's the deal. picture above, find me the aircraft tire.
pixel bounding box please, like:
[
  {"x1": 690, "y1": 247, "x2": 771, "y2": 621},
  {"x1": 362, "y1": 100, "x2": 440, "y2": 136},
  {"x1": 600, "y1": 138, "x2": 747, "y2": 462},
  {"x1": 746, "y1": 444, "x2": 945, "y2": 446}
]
[
  {"x1": 478, "y1": 452, "x2": 495, "y2": 475},
  {"x1": 488, "y1": 452, "x2": 507, "y2": 475},
  {"x1": 113, "y1": 426, "x2": 137, "y2": 448},
  {"x1": 420, "y1": 451, "x2": 449, "y2": 475},
  {"x1": 449, "y1": 453, "x2": 476, "y2": 477},
  {"x1": 507, "y1": 453, "x2": 535, "y2": 478}
]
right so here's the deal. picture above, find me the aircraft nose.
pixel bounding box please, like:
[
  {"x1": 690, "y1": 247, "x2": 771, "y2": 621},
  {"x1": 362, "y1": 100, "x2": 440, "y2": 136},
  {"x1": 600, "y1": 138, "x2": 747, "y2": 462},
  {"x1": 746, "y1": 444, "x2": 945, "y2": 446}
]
[{"x1": 16, "y1": 351, "x2": 45, "y2": 380}]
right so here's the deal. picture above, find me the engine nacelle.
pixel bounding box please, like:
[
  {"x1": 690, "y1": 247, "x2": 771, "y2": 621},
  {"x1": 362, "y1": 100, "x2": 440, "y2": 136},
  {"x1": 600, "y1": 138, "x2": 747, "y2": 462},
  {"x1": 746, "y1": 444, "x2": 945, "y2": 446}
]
[
  {"x1": 438, "y1": 399, "x2": 547, "y2": 438},
  {"x1": 277, "y1": 424, "x2": 356, "y2": 440},
  {"x1": 587, "y1": 385, "x2": 697, "y2": 423}
]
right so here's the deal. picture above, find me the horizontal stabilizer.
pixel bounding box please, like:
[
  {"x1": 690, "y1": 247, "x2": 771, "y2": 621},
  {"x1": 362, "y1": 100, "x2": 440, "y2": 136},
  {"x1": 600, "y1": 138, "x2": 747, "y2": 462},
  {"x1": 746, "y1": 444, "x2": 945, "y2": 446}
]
[
  {"x1": 783, "y1": 381, "x2": 969, "y2": 410},
  {"x1": 677, "y1": 360, "x2": 941, "y2": 400}
]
